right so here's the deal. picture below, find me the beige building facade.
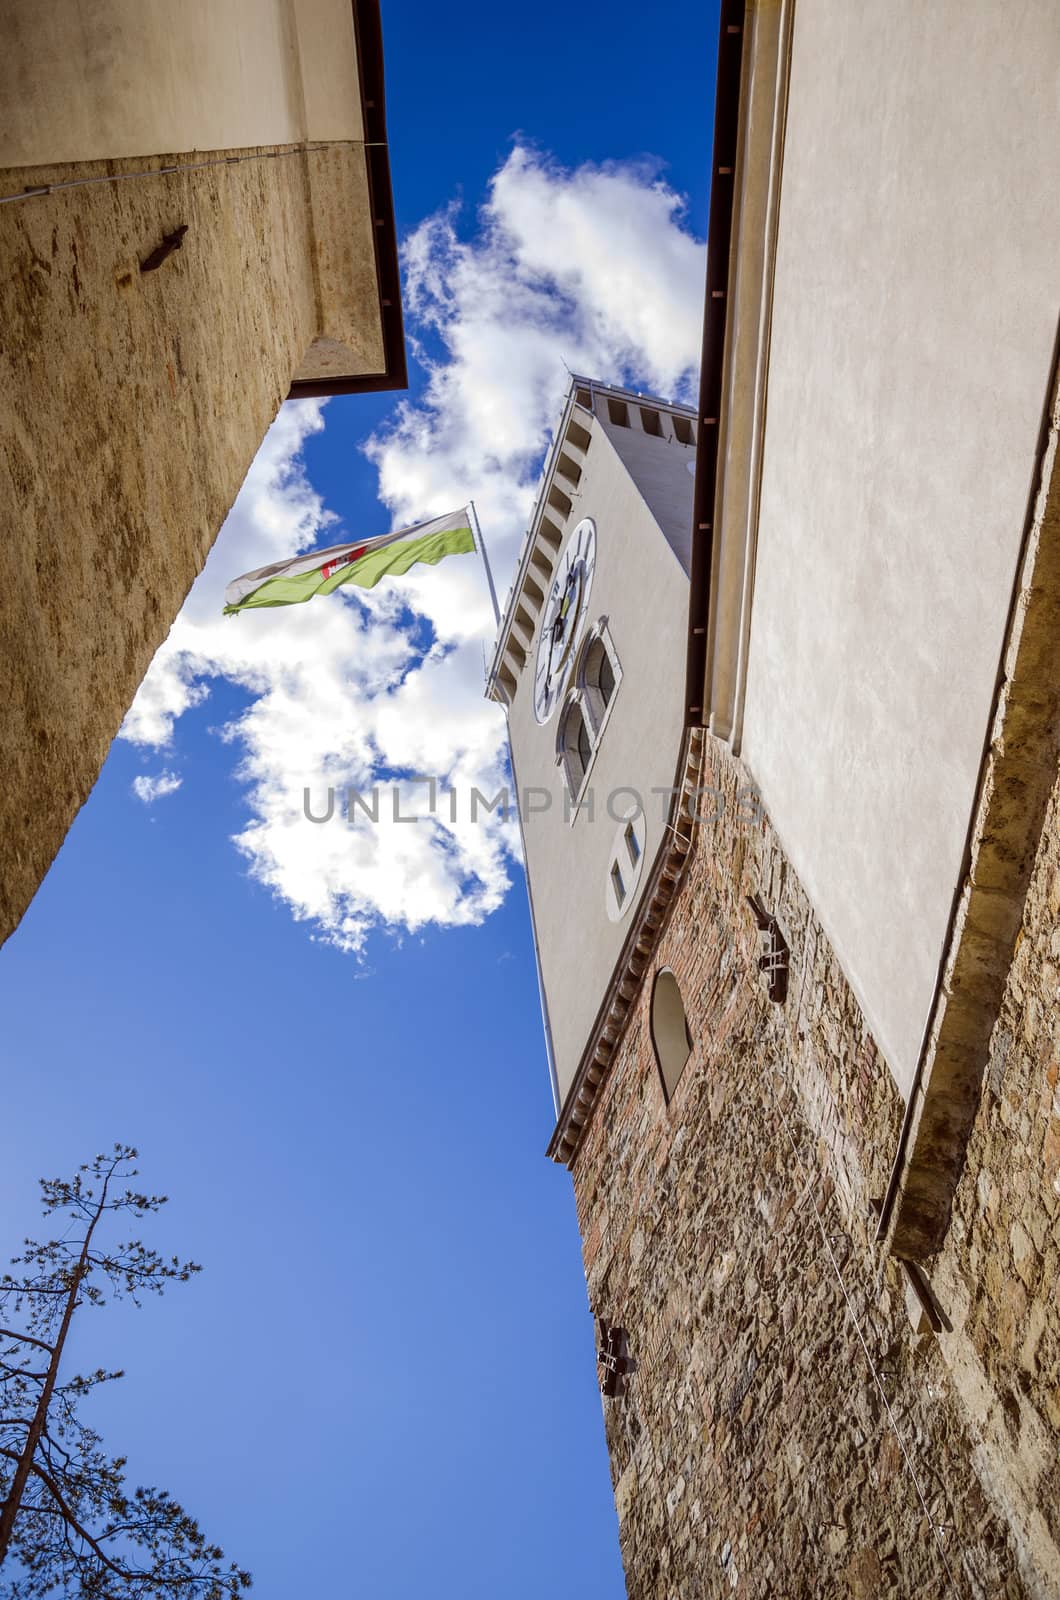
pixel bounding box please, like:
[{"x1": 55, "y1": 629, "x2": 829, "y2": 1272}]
[
  {"x1": 0, "y1": 0, "x2": 405, "y2": 946},
  {"x1": 727, "y1": 0, "x2": 1060, "y2": 1102},
  {"x1": 493, "y1": 1, "x2": 1060, "y2": 1593},
  {"x1": 2, "y1": 0, "x2": 364, "y2": 168}
]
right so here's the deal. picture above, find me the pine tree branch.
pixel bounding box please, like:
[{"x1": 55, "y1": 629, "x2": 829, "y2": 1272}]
[
  {"x1": 0, "y1": 1447, "x2": 133, "y2": 1582},
  {"x1": 0, "y1": 1329, "x2": 54, "y2": 1354},
  {"x1": 22, "y1": 1457, "x2": 128, "y2": 1580},
  {"x1": 0, "y1": 1359, "x2": 47, "y2": 1381}
]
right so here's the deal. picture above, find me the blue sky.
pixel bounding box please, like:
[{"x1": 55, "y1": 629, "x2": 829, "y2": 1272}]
[{"x1": 0, "y1": 4, "x2": 718, "y2": 1594}]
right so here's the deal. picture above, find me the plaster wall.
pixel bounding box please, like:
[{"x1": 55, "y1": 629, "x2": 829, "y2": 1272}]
[
  {"x1": 0, "y1": 144, "x2": 376, "y2": 946},
  {"x1": 598, "y1": 417, "x2": 696, "y2": 576},
  {"x1": 741, "y1": 0, "x2": 1060, "y2": 1096},
  {"x1": 0, "y1": 0, "x2": 363, "y2": 168},
  {"x1": 506, "y1": 418, "x2": 692, "y2": 1103}
]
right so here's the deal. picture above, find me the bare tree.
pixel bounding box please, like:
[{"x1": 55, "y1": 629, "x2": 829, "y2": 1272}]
[{"x1": 0, "y1": 1145, "x2": 250, "y2": 1598}]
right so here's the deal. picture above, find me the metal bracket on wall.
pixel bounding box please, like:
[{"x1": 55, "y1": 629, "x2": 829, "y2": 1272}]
[
  {"x1": 139, "y1": 223, "x2": 188, "y2": 273},
  {"x1": 746, "y1": 894, "x2": 789, "y2": 1003},
  {"x1": 597, "y1": 1321, "x2": 637, "y2": 1399}
]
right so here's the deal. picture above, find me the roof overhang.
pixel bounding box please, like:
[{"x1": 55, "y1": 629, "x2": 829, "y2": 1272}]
[
  {"x1": 685, "y1": 0, "x2": 793, "y2": 748},
  {"x1": 286, "y1": 0, "x2": 407, "y2": 400}
]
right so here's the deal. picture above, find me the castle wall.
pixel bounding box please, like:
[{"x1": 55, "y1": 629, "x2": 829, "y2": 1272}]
[
  {"x1": 0, "y1": 143, "x2": 377, "y2": 944},
  {"x1": 570, "y1": 742, "x2": 1060, "y2": 1598}
]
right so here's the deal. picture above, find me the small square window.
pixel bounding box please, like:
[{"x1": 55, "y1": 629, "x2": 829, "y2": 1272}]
[{"x1": 610, "y1": 861, "x2": 626, "y2": 906}]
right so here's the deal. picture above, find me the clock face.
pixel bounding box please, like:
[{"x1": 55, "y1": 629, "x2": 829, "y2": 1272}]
[{"x1": 533, "y1": 517, "x2": 597, "y2": 724}]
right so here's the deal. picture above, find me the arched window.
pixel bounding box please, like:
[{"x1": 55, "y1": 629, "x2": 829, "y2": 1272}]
[
  {"x1": 556, "y1": 622, "x2": 622, "y2": 808},
  {"x1": 578, "y1": 619, "x2": 622, "y2": 736},
  {"x1": 650, "y1": 969, "x2": 692, "y2": 1101},
  {"x1": 557, "y1": 696, "x2": 592, "y2": 798}
]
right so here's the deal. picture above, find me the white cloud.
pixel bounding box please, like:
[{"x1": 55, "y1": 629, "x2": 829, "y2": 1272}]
[
  {"x1": 131, "y1": 771, "x2": 183, "y2": 804},
  {"x1": 121, "y1": 145, "x2": 704, "y2": 954},
  {"x1": 369, "y1": 146, "x2": 704, "y2": 623}
]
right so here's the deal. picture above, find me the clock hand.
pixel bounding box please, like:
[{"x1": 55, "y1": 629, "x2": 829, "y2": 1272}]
[
  {"x1": 558, "y1": 566, "x2": 577, "y2": 627},
  {"x1": 545, "y1": 603, "x2": 560, "y2": 679},
  {"x1": 541, "y1": 558, "x2": 581, "y2": 706}
]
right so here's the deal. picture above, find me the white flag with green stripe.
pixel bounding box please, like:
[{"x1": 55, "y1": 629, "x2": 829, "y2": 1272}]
[{"x1": 223, "y1": 507, "x2": 475, "y2": 615}]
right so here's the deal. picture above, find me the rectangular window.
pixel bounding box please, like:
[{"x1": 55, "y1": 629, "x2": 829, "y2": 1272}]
[
  {"x1": 566, "y1": 418, "x2": 592, "y2": 453},
  {"x1": 556, "y1": 451, "x2": 582, "y2": 488},
  {"x1": 625, "y1": 822, "x2": 641, "y2": 864},
  {"x1": 607, "y1": 397, "x2": 630, "y2": 427},
  {"x1": 610, "y1": 861, "x2": 626, "y2": 906},
  {"x1": 639, "y1": 406, "x2": 662, "y2": 437},
  {"x1": 672, "y1": 414, "x2": 694, "y2": 446}
]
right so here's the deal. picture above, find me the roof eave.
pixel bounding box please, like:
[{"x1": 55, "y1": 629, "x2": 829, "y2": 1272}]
[
  {"x1": 684, "y1": 0, "x2": 746, "y2": 727},
  {"x1": 286, "y1": 0, "x2": 407, "y2": 401}
]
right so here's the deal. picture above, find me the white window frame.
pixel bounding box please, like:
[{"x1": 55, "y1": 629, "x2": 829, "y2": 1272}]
[
  {"x1": 577, "y1": 616, "x2": 622, "y2": 739},
  {"x1": 555, "y1": 618, "x2": 623, "y2": 819},
  {"x1": 556, "y1": 692, "x2": 593, "y2": 804}
]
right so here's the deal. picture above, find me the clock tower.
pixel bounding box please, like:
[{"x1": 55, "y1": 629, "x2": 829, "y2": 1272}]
[{"x1": 487, "y1": 377, "x2": 698, "y2": 1111}]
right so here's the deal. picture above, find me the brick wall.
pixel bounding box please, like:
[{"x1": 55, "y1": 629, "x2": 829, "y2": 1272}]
[{"x1": 570, "y1": 742, "x2": 1060, "y2": 1599}]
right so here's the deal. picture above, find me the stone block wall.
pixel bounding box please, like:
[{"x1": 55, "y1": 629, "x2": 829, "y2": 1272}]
[
  {"x1": 0, "y1": 146, "x2": 340, "y2": 944},
  {"x1": 932, "y1": 763, "x2": 1060, "y2": 1591},
  {"x1": 570, "y1": 742, "x2": 1060, "y2": 1598}
]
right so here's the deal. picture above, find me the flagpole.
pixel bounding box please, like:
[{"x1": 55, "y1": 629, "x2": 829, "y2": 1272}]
[{"x1": 468, "y1": 500, "x2": 500, "y2": 627}]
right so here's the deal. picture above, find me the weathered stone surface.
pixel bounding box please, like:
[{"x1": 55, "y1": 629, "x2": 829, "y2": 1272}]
[
  {"x1": 932, "y1": 757, "x2": 1060, "y2": 1594},
  {"x1": 0, "y1": 144, "x2": 369, "y2": 944},
  {"x1": 570, "y1": 744, "x2": 1060, "y2": 1599}
]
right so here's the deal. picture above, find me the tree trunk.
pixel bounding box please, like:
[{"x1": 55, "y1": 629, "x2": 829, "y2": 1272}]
[{"x1": 0, "y1": 1179, "x2": 108, "y2": 1564}]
